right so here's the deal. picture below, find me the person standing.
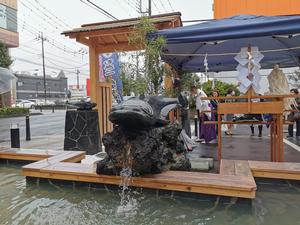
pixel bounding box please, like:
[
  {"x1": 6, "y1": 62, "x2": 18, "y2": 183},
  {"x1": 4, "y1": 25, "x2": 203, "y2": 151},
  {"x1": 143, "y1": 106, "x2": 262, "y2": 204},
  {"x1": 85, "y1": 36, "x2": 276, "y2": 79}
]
[
  {"x1": 224, "y1": 89, "x2": 235, "y2": 135},
  {"x1": 191, "y1": 86, "x2": 202, "y2": 139},
  {"x1": 198, "y1": 90, "x2": 216, "y2": 143},
  {"x1": 210, "y1": 90, "x2": 219, "y2": 134},
  {"x1": 287, "y1": 88, "x2": 300, "y2": 138},
  {"x1": 178, "y1": 91, "x2": 191, "y2": 137}
]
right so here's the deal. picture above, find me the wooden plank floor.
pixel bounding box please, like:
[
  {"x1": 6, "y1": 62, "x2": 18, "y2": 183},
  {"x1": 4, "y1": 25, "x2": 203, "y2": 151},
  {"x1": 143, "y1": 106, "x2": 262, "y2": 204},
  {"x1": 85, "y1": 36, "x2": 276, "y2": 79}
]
[
  {"x1": 25, "y1": 162, "x2": 256, "y2": 198},
  {"x1": 0, "y1": 147, "x2": 64, "y2": 161},
  {"x1": 249, "y1": 161, "x2": 300, "y2": 180},
  {"x1": 3, "y1": 147, "x2": 300, "y2": 199}
]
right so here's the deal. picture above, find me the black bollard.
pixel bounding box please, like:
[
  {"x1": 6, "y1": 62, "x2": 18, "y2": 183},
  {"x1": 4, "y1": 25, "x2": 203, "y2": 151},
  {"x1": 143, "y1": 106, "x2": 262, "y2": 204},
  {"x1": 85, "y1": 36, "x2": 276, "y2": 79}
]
[
  {"x1": 40, "y1": 105, "x2": 42, "y2": 112},
  {"x1": 194, "y1": 116, "x2": 198, "y2": 137},
  {"x1": 26, "y1": 115, "x2": 31, "y2": 141},
  {"x1": 10, "y1": 125, "x2": 20, "y2": 148}
]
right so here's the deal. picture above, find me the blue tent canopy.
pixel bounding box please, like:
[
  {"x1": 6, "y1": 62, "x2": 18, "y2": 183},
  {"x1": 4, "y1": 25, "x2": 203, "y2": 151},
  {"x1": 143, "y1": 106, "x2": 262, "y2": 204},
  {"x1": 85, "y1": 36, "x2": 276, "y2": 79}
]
[{"x1": 149, "y1": 14, "x2": 300, "y2": 72}]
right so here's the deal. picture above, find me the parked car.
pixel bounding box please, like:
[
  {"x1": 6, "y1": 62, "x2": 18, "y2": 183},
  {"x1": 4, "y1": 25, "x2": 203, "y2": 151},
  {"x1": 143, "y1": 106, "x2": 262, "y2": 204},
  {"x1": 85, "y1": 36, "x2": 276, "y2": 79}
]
[
  {"x1": 28, "y1": 99, "x2": 44, "y2": 106},
  {"x1": 15, "y1": 100, "x2": 35, "y2": 108},
  {"x1": 28, "y1": 99, "x2": 55, "y2": 106}
]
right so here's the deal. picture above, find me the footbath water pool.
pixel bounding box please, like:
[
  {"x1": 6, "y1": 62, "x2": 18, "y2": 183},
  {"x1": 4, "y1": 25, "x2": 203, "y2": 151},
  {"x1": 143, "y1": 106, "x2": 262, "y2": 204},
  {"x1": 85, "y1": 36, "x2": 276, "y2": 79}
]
[{"x1": 1, "y1": 164, "x2": 300, "y2": 225}]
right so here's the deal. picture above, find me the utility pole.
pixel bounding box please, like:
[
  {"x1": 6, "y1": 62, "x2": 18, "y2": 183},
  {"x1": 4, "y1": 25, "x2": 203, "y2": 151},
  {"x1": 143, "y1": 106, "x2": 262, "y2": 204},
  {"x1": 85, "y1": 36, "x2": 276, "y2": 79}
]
[
  {"x1": 148, "y1": 0, "x2": 151, "y2": 16},
  {"x1": 76, "y1": 69, "x2": 80, "y2": 90},
  {"x1": 40, "y1": 32, "x2": 47, "y2": 104},
  {"x1": 136, "y1": 53, "x2": 139, "y2": 78}
]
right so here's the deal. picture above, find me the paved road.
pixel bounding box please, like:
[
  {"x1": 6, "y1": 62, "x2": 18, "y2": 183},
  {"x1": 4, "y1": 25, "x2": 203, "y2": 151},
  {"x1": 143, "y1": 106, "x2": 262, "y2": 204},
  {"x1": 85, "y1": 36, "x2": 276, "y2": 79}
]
[{"x1": 0, "y1": 110, "x2": 66, "y2": 150}]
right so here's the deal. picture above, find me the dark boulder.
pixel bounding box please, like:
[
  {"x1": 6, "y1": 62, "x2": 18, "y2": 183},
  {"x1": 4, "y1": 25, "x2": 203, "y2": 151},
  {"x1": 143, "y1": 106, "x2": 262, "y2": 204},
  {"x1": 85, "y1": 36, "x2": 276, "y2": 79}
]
[{"x1": 96, "y1": 123, "x2": 191, "y2": 176}]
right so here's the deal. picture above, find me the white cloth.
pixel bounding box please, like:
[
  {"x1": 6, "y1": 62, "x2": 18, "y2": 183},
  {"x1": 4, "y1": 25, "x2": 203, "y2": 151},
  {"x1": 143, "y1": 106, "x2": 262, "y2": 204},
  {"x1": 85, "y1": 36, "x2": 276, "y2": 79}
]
[
  {"x1": 195, "y1": 89, "x2": 202, "y2": 110},
  {"x1": 235, "y1": 46, "x2": 264, "y2": 93},
  {"x1": 196, "y1": 90, "x2": 211, "y2": 119}
]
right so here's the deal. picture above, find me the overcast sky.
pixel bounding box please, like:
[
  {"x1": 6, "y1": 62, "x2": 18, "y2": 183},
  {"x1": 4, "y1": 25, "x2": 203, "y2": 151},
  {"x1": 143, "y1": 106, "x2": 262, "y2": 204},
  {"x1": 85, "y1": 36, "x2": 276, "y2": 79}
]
[{"x1": 10, "y1": 0, "x2": 213, "y2": 85}]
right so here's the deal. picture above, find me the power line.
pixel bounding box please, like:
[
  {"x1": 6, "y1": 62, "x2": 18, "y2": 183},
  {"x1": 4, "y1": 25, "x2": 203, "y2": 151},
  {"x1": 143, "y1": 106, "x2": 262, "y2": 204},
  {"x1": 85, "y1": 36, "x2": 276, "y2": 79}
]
[
  {"x1": 31, "y1": 0, "x2": 73, "y2": 29},
  {"x1": 129, "y1": 0, "x2": 141, "y2": 13},
  {"x1": 17, "y1": 1, "x2": 87, "y2": 53},
  {"x1": 135, "y1": 0, "x2": 142, "y2": 14},
  {"x1": 13, "y1": 57, "x2": 89, "y2": 77},
  {"x1": 115, "y1": 0, "x2": 132, "y2": 16},
  {"x1": 124, "y1": 0, "x2": 138, "y2": 12},
  {"x1": 16, "y1": 46, "x2": 87, "y2": 67},
  {"x1": 19, "y1": 45, "x2": 88, "y2": 65},
  {"x1": 23, "y1": 0, "x2": 70, "y2": 30},
  {"x1": 157, "y1": 0, "x2": 168, "y2": 12},
  {"x1": 80, "y1": 0, "x2": 118, "y2": 20},
  {"x1": 19, "y1": 1, "x2": 65, "y2": 31},
  {"x1": 86, "y1": 0, "x2": 118, "y2": 20},
  {"x1": 15, "y1": 47, "x2": 89, "y2": 70},
  {"x1": 166, "y1": 0, "x2": 174, "y2": 12},
  {"x1": 46, "y1": 58, "x2": 88, "y2": 70},
  {"x1": 151, "y1": 0, "x2": 161, "y2": 13}
]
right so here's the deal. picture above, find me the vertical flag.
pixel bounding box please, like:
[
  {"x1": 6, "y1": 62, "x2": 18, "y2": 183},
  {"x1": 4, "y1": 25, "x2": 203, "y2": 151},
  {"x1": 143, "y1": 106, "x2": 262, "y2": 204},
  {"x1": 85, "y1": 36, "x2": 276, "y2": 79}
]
[{"x1": 99, "y1": 53, "x2": 123, "y2": 103}]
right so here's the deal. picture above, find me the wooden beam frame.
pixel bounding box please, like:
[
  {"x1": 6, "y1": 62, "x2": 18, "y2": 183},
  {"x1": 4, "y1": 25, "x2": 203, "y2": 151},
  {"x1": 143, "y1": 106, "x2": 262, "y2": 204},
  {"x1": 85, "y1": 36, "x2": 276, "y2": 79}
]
[
  {"x1": 66, "y1": 27, "x2": 134, "y2": 39},
  {"x1": 76, "y1": 36, "x2": 92, "y2": 46},
  {"x1": 96, "y1": 42, "x2": 144, "y2": 53},
  {"x1": 111, "y1": 35, "x2": 118, "y2": 44}
]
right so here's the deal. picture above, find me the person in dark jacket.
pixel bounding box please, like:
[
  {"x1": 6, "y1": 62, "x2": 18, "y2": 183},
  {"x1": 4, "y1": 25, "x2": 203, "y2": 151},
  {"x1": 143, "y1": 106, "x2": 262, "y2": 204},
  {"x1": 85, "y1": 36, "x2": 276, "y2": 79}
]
[
  {"x1": 287, "y1": 88, "x2": 300, "y2": 138},
  {"x1": 210, "y1": 90, "x2": 219, "y2": 134}
]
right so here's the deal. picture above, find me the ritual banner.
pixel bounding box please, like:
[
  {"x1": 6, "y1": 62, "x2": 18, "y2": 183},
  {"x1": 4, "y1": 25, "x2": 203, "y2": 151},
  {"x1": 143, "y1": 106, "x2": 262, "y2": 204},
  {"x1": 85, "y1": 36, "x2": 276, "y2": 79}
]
[{"x1": 99, "y1": 53, "x2": 123, "y2": 103}]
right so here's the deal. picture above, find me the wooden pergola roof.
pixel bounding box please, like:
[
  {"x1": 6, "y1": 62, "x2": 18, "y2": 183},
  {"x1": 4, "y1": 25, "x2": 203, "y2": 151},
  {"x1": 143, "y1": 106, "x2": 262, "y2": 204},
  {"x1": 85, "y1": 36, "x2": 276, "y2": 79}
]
[{"x1": 62, "y1": 12, "x2": 182, "y2": 53}]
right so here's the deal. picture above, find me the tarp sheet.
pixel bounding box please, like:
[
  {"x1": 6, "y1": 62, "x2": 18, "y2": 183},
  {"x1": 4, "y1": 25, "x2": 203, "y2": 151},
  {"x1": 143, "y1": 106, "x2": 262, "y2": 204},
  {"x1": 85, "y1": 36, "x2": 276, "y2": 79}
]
[{"x1": 149, "y1": 14, "x2": 300, "y2": 72}]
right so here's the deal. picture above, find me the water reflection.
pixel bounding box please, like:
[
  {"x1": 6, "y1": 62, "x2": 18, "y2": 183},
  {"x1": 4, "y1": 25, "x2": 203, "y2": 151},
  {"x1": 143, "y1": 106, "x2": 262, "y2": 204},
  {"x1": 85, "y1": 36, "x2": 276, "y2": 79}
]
[{"x1": 1, "y1": 165, "x2": 300, "y2": 225}]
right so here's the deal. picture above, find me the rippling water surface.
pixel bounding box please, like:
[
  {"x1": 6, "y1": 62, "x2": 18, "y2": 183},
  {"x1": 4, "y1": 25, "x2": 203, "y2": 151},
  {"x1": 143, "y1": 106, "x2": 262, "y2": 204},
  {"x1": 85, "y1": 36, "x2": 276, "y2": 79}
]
[{"x1": 2, "y1": 164, "x2": 300, "y2": 225}]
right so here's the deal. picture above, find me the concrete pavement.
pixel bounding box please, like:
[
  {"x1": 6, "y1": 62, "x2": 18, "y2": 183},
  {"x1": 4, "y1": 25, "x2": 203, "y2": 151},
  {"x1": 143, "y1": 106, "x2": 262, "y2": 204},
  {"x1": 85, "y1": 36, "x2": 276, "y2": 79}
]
[
  {"x1": 0, "y1": 110, "x2": 66, "y2": 150},
  {"x1": 189, "y1": 124, "x2": 300, "y2": 163}
]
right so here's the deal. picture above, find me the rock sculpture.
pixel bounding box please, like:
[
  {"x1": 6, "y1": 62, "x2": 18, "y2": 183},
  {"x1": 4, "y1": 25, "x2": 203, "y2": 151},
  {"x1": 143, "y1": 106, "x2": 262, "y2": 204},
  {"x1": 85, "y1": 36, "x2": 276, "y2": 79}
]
[
  {"x1": 109, "y1": 96, "x2": 180, "y2": 130},
  {"x1": 96, "y1": 96, "x2": 191, "y2": 176},
  {"x1": 266, "y1": 65, "x2": 298, "y2": 111},
  {"x1": 70, "y1": 101, "x2": 97, "y2": 110}
]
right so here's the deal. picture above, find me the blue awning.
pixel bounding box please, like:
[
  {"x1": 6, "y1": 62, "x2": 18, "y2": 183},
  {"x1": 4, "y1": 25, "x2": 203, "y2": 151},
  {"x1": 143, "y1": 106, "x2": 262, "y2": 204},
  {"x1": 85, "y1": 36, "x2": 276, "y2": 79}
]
[{"x1": 149, "y1": 14, "x2": 300, "y2": 72}]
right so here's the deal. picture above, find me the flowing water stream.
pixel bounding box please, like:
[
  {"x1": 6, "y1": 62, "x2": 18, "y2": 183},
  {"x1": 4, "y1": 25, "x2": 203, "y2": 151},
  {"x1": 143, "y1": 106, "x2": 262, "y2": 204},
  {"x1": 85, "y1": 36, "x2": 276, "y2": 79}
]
[
  {"x1": 2, "y1": 163, "x2": 300, "y2": 225},
  {"x1": 117, "y1": 142, "x2": 137, "y2": 216}
]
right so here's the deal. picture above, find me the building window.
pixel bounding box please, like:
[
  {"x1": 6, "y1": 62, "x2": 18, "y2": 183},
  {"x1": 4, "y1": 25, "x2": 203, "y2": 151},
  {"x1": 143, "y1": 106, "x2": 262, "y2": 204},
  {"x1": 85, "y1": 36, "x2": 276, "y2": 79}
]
[{"x1": 0, "y1": 4, "x2": 17, "y2": 32}]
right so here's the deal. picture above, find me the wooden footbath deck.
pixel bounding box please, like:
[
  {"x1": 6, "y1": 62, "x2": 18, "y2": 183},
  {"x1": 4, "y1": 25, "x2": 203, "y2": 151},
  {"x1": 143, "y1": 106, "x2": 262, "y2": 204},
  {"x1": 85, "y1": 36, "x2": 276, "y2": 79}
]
[{"x1": 2, "y1": 147, "x2": 300, "y2": 199}]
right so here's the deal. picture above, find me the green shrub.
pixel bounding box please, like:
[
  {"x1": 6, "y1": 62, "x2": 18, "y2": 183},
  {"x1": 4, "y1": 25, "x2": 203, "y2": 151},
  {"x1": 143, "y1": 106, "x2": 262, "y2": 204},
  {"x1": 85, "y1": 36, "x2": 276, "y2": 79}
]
[{"x1": 0, "y1": 107, "x2": 29, "y2": 116}]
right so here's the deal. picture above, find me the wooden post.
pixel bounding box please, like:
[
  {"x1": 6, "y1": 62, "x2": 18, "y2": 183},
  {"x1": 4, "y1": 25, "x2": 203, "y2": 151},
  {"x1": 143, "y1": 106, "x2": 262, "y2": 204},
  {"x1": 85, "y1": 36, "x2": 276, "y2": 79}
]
[
  {"x1": 246, "y1": 87, "x2": 254, "y2": 113},
  {"x1": 278, "y1": 114, "x2": 284, "y2": 162},
  {"x1": 217, "y1": 113, "x2": 222, "y2": 160},
  {"x1": 88, "y1": 44, "x2": 98, "y2": 102},
  {"x1": 89, "y1": 45, "x2": 113, "y2": 138},
  {"x1": 164, "y1": 63, "x2": 176, "y2": 123},
  {"x1": 270, "y1": 121, "x2": 274, "y2": 161}
]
